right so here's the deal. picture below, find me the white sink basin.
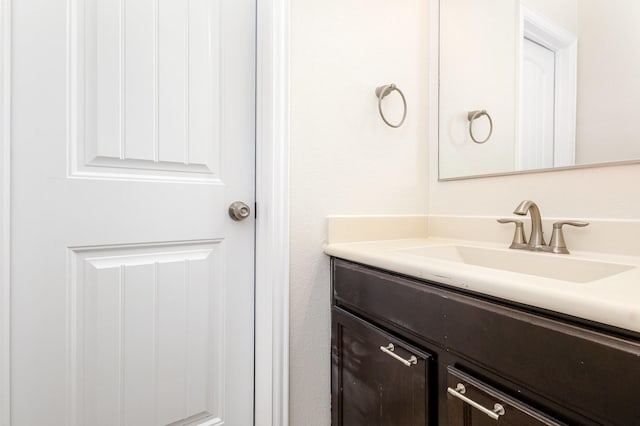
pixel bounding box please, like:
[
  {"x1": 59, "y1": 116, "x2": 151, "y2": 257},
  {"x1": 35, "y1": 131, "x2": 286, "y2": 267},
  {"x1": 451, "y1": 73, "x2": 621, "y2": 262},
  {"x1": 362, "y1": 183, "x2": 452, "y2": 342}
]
[{"x1": 398, "y1": 245, "x2": 634, "y2": 283}]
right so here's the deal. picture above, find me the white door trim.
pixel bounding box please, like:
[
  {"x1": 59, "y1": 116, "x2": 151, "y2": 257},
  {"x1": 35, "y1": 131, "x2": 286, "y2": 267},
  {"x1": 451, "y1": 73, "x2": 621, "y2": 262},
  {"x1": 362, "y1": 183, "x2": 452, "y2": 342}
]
[
  {"x1": 0, "y1": 0, "x2": 11, "y2": 422},
  {"x1": 255, "y1": 0, "x2": 290, "y2": 425},
  {"x1": 0, "y1": 0, "x2": 290, "y2": 424}
]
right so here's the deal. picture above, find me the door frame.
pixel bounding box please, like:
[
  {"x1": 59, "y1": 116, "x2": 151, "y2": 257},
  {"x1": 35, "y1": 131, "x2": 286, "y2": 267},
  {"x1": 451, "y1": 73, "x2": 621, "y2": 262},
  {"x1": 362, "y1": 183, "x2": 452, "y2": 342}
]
[
  {"x1": 1, "y1": 0, "x2": 11, "y2": 423},
  {"x1": 255, "y1": 0, "x2": 290, "y2": 425},
  {"x1": 0, "y1": 0, "x2": 291, "y2": 424}
]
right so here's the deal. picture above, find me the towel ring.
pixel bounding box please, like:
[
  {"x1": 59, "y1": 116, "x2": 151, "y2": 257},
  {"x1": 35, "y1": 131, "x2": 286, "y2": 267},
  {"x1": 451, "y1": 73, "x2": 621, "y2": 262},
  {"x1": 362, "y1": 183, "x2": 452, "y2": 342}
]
[
  {"x1": 375, "y1": 84, "x2": 407, "y2": 128},
  {"x1": 467, "y1": 110, "x2": 493, "y2": 144}
]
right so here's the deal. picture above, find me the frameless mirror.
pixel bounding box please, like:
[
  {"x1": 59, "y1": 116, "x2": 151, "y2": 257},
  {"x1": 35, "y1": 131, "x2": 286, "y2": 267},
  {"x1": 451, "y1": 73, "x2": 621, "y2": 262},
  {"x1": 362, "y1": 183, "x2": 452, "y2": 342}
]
[{"x1": 438, "y1": 0, "x2": 640, "y2": 180}]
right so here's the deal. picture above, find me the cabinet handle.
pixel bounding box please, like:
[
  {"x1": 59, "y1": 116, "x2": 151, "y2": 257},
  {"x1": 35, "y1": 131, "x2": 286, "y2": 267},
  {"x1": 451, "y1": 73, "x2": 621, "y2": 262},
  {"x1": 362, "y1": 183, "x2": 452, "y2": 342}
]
[
  {"x1": 447, "y1": 383, "x2": 506, "y2": 421},
  {"x1": 379, "y1": 343, "x2": 418, "y2": 367}
]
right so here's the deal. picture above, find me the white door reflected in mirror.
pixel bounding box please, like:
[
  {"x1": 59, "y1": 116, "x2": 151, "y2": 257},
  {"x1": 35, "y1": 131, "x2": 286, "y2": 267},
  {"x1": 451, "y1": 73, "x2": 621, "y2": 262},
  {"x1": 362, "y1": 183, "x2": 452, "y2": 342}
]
[{"x1": 521, "y1": 37, "x2": 556, "y2": 170}]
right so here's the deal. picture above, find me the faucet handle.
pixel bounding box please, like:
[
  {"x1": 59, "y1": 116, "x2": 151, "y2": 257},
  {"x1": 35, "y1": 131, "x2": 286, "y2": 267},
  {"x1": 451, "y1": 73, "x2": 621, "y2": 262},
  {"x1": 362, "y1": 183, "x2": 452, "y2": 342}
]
[
  {"x1": 549, "y1": 221, "x2": 589, "y2": 254},
  {"x1": 497, "y1": 219, "x2": 527, "y2": 248}
]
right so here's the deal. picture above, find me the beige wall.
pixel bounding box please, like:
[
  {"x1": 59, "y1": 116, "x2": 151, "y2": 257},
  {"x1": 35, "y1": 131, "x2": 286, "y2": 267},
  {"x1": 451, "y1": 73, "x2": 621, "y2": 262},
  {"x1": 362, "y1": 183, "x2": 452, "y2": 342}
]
[
  {"x1": 289, "y1": 0, "x2": 430, "y2": 424},
  {"x1": 428, "y1": 158, "x2": 640, "y2": 219}
]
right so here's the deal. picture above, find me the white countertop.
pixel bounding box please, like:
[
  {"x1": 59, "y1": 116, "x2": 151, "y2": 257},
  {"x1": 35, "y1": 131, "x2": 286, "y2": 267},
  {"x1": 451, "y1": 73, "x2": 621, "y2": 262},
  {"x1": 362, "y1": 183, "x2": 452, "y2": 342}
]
[{"x1": 325, "y1": 237, "x2": 640, "y2": 335}]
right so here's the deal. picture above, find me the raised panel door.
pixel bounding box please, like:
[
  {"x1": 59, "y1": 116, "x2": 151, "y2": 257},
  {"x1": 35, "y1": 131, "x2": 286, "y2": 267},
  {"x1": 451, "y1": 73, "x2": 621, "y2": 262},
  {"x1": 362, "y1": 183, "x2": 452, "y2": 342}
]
[{"x1": 10, "y1": 0, "x2": 255, "y2": 424}]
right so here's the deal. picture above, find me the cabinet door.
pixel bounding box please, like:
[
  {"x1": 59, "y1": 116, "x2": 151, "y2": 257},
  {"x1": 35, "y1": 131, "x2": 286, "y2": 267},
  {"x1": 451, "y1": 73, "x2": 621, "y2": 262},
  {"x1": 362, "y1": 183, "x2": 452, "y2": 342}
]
[
  {"x1": 332, "y1": 309, "x2": 432, "y2": 426},
  {"x1": 446, "y1": 367, "x2": 563, "y2": 426}
]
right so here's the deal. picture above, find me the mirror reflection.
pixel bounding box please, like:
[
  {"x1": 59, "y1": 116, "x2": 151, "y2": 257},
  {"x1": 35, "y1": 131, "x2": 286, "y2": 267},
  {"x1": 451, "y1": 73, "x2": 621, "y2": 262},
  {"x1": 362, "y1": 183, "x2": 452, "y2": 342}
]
[{"x1": 439, "y1": 0, "x2": 640, "y2": 179}]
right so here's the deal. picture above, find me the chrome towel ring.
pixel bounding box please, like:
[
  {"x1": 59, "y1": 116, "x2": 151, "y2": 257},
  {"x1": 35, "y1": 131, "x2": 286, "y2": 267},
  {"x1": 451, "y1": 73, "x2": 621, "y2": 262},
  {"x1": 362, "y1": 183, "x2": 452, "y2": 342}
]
[
  {"x1": 467, "y1": 110, "x2": 493, "y2": 144},
  {"x1": 375, "y1": 84, "x2": 407, "y2": 128}
]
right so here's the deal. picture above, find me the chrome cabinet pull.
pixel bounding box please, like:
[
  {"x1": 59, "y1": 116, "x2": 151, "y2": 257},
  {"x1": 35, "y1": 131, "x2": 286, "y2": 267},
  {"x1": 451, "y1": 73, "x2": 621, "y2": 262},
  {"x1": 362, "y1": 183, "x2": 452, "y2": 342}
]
[
  {"x1": 447, "y1": 383, "x2": 506, "y2": 421},
  {"x1": 379, "y1": 343, "x2": 417, "y2": 367}
]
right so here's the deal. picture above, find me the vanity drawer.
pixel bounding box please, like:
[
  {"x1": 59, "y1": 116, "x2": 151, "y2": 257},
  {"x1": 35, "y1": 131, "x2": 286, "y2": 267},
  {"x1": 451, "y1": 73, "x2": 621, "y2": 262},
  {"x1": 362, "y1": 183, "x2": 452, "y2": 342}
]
[
  {"x1": 332, "y1": 258, "x2": 640, "y2": 425},
  {"x1": 446, "y1": 367, "x2": 562, "y2": 426},
  {"x1": 332, "y1": 258, "x2": 448, "y2": 342}
]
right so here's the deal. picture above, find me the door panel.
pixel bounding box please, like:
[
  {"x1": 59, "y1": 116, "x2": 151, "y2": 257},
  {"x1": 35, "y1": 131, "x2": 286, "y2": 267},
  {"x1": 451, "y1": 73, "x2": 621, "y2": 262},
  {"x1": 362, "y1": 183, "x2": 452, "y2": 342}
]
[
  {"x1": 77, "y1": 0, "x2": 224, "y2": 181},
  {"x1": 520, "y1": 37, "x2": 555, "y2": 170},
  {"x1": 11, "y1": 0, "x2": 255, "y2": 424},
  {"x1": 73, "y1": 242, "x2": 224, "y2": 425}
]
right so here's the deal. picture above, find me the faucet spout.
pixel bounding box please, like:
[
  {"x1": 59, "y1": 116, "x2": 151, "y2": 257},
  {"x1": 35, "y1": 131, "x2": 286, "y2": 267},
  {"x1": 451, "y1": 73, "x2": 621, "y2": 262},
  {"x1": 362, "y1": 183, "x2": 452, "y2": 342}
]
[{"x1": 513, "y1": 200, "x2": 546, "y2": 248}]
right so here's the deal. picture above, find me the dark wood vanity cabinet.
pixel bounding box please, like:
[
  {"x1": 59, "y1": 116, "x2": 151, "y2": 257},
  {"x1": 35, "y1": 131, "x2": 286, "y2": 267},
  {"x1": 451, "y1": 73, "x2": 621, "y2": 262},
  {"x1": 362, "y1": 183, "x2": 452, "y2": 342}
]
[
  {"x1": 330, "y1": 258, "x2": 640, "y2": 426},
  {"x1": 332, "y1": 310, "x2": 431, "y2": 425}
]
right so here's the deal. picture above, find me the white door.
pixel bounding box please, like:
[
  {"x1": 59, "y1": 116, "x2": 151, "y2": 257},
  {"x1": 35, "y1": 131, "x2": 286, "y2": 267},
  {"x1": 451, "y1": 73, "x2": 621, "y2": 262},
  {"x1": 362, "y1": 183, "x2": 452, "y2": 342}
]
[
  {"x1": 520, "y1": 37, "x2": 555, "y2": 170},
  {"x1": 11, "y1": 0, "x2": 255, "y2": 424}
]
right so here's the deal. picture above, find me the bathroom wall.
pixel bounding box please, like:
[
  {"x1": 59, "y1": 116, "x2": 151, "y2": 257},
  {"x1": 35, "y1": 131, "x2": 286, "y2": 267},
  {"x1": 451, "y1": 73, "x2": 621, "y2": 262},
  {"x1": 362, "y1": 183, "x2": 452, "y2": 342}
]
[
  {"x1": 289, "y1": 0, "x2": 430, "y2": 423},
  {"x1": 428, "y1": 158, "x2": 640, "y2": 219}
]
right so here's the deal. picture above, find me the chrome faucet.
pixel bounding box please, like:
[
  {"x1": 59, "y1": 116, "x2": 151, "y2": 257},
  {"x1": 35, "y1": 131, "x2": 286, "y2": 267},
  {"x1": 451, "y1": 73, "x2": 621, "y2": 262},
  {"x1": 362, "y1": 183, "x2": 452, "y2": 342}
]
[
  {"x1": 498, "y1": 200, "x2": 589, "y2": 254},
  {"x1": 513, "y1": 200, "x2": 546, "y2": 249}
]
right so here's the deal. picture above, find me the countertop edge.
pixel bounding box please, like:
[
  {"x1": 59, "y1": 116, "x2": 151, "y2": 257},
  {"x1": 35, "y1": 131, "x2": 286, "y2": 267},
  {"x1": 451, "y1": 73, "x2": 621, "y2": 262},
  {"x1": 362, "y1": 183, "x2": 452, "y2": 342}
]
[{"x1": 325, "y1": 238, "x2": 640, "y2": 336}]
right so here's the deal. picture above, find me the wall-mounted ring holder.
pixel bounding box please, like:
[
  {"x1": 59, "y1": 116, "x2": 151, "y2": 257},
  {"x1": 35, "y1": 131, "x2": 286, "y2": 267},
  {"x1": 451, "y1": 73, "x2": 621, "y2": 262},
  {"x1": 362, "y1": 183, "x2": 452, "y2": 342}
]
[
  {"x1": 375, "y1": 84, "x2": 407, "y2": 128},
  {"x1": 467, "y1": 110, "x2": 493, "y2": 144}
]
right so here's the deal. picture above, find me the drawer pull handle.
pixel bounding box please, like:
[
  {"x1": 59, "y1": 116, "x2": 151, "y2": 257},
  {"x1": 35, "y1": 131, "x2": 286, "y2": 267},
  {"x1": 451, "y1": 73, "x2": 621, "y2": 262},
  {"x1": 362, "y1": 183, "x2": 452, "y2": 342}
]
[
  {"x1": 447, "y1": 383, "x2": 506, "y2": 421},
  {"x1": 379, "y1": 344, "x2": 418, "y2": 367}
]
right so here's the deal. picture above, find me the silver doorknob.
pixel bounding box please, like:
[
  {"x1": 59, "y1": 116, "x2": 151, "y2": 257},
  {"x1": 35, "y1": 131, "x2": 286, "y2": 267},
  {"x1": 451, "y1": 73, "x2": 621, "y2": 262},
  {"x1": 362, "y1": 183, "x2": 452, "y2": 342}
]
[{"x1": 229, "y1": 201, "x2": 252, "y2": 221}]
